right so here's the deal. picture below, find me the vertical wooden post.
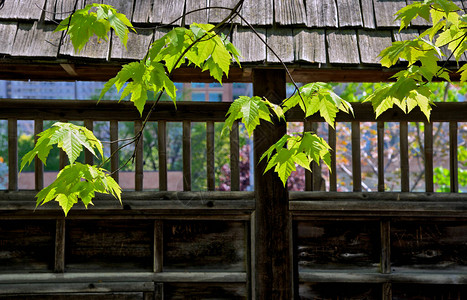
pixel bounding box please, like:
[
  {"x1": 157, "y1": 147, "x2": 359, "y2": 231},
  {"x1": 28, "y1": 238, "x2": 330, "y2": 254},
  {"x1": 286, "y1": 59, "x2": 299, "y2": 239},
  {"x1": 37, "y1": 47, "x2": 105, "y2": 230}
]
[
  {"x1": 54, "y1": 219, "x2": 65, "y2": 272},
  {"x1": 230, "y1": 121, "x2": 240, "y2": 191},
  {"x1": 400, "y1": 122, "x2": 409, "y2": 192},
  {"x1": 8, "y1": 119, "x2": 17, "y2": 191},
  {"x1": 206, "y1": 121, "x2": 215, "y2": 191},
  {"x1": 135, "y1": 120, "x2": 144, "y2": 191},
  {"x1": 253, "y1": 69, "x2": 292, "y2": 299},
  {"x1": 304, "y1": 120, "x2": 313, "y2": 191},
  {"x1": 34, "y1": 119, "x2": 44, "y2": 191},
  {"x1": 424, "y1": 122, "x2": 434, "y2": 192},
  {"x1": 328, "y1": 125, "x2": 337, "y2": 192},
  {"x1": 182, "y1": 121, "x2": 191, "y2": 191},
  {"x1": 449, "y1": 122, "x2": 458, "y2": 192},
  {"x1": 110, "y1": 120, "x2": 119, "y2": 183},
  {"x1": 154, "y1": 220, "x2": 163, "y2": 272},
  {"x1": 377, "y1": 122, "x2": 385, "y2": 192},
  {"x1": 158, "y1": 121, "x2": 167, "y2": 191},
  {"x1": 311, "y1": 122, "x2": 322, "y2": 191},
  {"x1": 351, "y1": 122, "x2": 362, "y2": 192},
  {"x1": 84, "y1": 119, "x2": 94, "y2": 165}
]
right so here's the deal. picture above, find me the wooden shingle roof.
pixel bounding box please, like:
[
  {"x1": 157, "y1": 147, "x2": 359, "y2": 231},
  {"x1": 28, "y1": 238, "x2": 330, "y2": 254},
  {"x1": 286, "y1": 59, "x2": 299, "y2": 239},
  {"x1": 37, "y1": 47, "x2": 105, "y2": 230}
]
[{"x1": 0, "y1": 0, "x2": 462, "y2": 81}]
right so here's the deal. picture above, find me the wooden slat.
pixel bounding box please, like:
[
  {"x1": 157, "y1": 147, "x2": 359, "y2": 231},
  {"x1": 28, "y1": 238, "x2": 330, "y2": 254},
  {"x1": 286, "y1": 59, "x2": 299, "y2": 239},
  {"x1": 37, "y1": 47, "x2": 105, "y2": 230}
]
[
  {"x1": 105, "y1": 0, "x2": 135, "y2": 20},
  {"x1": 135, "y1": 120, "x2": 144, "y2": 191},
  {"x1": 380, "y1": 220, "x2": 390, "y2": 274},
  {"x1": 110, "y1": 120, "x2": 119, "y2": 183},
  {"x1": 59, "y1": 33, "x2": 110, "y2": 60},
  {"x1": 305, "y1": 0, "x2": 338, "y2": 27},
  {"x1": 293, "y1": 28, "x2": 326, "y2": 64},
  {"x1": 289, "y1": 191, "x2": 467, "y2": 202},
  {"x1": 274, "y1": 0, "x2": 306, "y2": 25},
  {"x1": 240, "y1": 0, "x2": 273, "y2": 26},
  {"x1": 360, "y1": 0, "x2": 376, "y2": 28},
  {"x1": 382, "y1": 282, "x2": 392, "y2": 300},
  {"x1": 352, "y1": 122, "x2": 362, "y2": 192},
  {"x1": 54, "y1": 218, "x2": 65, "y2": 273},
  {"x1": 34, "y1": 119, "x2": 44, "y2": 191},
  {"x1": 233, "y1": 26, "x2": 267, "y2": 63},
  {"x1": 52, "y1": 0, "x2": 85, "y2": 20},
  {"x1": 312, "y1": 123, "x2": 322, "y2": 191},
  {"x1": 132, "y1": 0, "x2": 152, "y2": 23},
  {"x1": 424, "y1": 122, "x2": 434, "y2": 192},
  {"x1": 208, "y1": 0, "x2": 240, "y2": 24},
  {"x1": 185, "y1": 0, "x2": 209, "y2": 24},
  {"x1": 377, "y1": 122, "x2": 384, "y2": 192},
  {"x1": 183, "y1": 120, "x2": 191, "y2": 191},
  {"x1": 449, "y1": 122, "x2": 459, "y2": 192},
  {"x1": 84, "y1": 119, "x2": 94, "y2": 165},
  {"x1": 304, "y1": 121, "x2": 313, "y2": 191},
  {"x1": 0, "y1": 0, "x2": 46, "y2": 19},
  {"x1": 0, "y1": 22, "x2": 18, "y2": 55},
  {"x1": 155, "y1": 283, "x2": 164, "y2": 300},
  {"x1": 266, "y1": 29, "x2": 294, "y2": 63},
  {"x1": 328, "y1": 125, "x2": 337, "y2": 192},
  {"x1": 158, "y1": 121, "x2": 168, "y2": 191},
  {"x1": 326, "y1": 30, "x2": 360, "y2": 64},
  {"x1": 400, "y1": 122, "x2": 409, "y2": 192},
  {"x1": 110, "y1": 29, "x2": 154, "y2": 61},
  {"x1": 230, "y1": 121, "x2": 240, "y2": 191},
  {"x1": 336, "y1": 0, "x2": 363, "y2": 27},
  {"x1": 0, "y1": 282, "x2": 153, "y2": 294},
  {"x1": 206, "y1": 121, "x2": 215, "y2": 191},
  {"x1": 373, "y1": 0, "x2": 405, "y2": 27},
  {"x1": 358, "y1": 30, "x2": 393, "y2": 64},
  {"x1": 149, "y1": 0, "x2": 185, "y2": 25},
  {"x1": 8, "y1": 118, "x2": 18, "y2": 191},
  {"x1": 154, "y1": 220, "x2": 163, "y2": 273}
]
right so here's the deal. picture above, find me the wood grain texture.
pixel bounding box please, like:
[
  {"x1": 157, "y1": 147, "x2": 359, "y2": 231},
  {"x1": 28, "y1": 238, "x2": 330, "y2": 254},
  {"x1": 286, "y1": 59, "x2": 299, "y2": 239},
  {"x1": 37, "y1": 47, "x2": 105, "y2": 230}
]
[
  {"x1": 135, "y1": 120, "x2": 144, "y2": 191},
  {"x1": 105, "y1": 0, "x2": 134, "y2": 20},
  {"x1": 34, "y1": 119, "x2": 44, "y2": 191},
  {"x1": 232, "y1": 26, "x2": 266, "y2": 62},
  {"x1": 0, "y1": 0, "x2": 46, "y2": 19},
  {"x1": 132, "y1": 0, "x2": 152, "y2": 23},
  {"x1": 110, "y1": 29, "x2": 153, "y2": 60},
  {"x1": 240, "y1": 0, "x2": 273, "y2": 26},
  {"x1": 11, "y1": 22, "x2": 60, "y2": 57},
  {"x1": 164, "y1": 283, "x2": 247, "y2": 299},
  {"x1": 305, "y1": 0, "x2": 338, "y2": 27},
  {"x1": 380, "y1": 220, "x2": 391, "y2": 274},
  {"x1": 352, "y1": 122, "x2": 362, "y2": 192},
  {"x1": 0, "y1": 22, "x2": 18, "y2": 55},
  {"x1": 8, "y1": 118, "x2": 17, "y2": 191},
  {"x1": 51, "y1": 0, "x2": 86, "y2": 20},
  {"x1": 157, "y1": 121, "x2": 168, "y2": 191},
  {"x1": 266, "y1": 28, "x2": 294, "y2": 63},
  {"x1": 110, "y1": 120, "x2": 119, "y2": 183},
  {"x1": 299, "y1": 283, "x2": 381, "y2": 299},
  {"x1": 358, "y1": 30, "x2": 393, "y2": 64},
  {"x1": 149, "y1": 0, "x2": 185, "y2": 25},
  {"x1": 360, "y1": 0, "x2": 376, "y2": 28},
  {"x1": 206, "y1": 121, "x2": 215, "y2": 191},
  {"x1": 326, "y1": 30, "x2": 360, "y2": 64},
  {"x1": 424, "y1": 122, "x2": 434, "y2": 192},
  {"x1": 208, "y1": 0, "x2": 240, "y2": 24},
  {"x1": 293, "y1": 28, "x2": 326, "y2": 64},
  {"x1": 336, "y1": 0, "x2": 363, "y2": 27},
  {"x1": 60, "y1": 34, "x2": 109, "y2": 59},
  {"x1": 400, "y1": 121, "x2": 409, "y2": 192},
  {"x1": 373, "y1": 0, "x2": 405, "y2": 27},
  {"x1": 377, "y1": 122, "x2": 385, "y2": 192},
  {"x1": 450, "y1": 122, "x2": 459, "y2": 192},
  {"x1": 182, "y1": 120, "x2": 191, "y2": 191},
  {"x1": 274, "y1": 0, "x2": 306, "y2": 25},
  {"x1": 230, "y1": 121, "x2": 240, "y2": 191},
  {"x1": 185, "y1": 0, "x2": 209, "y2": 25},
  {"x1": 54, "y1": 219, "x2": 66, "y2": 273}
]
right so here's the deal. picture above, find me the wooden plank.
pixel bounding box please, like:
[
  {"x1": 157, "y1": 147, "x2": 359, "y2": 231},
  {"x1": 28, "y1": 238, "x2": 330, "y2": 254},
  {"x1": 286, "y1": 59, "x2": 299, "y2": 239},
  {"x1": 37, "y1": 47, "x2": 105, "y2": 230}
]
[
  {"x1": 328, "y1": 125, "x2": 337, "y2": 191},
  {"x1": 111, "y1": 29, "x2": 154, "y2": 61},
  {"x1": 360, "y1": 0, "x2": 376, "y2": 28},
  {"x1": 393, "y1": 283, "x2": 467, "y2": 299},
  {"x1": 266, "y1": 28, "x2": 294, "y2": 63},
  {"x1": 206, "y1": 121, "x2": 215, "y2": 191},
  {"x1": 304, "y1": 121, "x2": 312, "y2": 191},
  {"x1": 208, "y1": 0, "x2": 240, "y2": 24},
  {"x1": 110, "y1": 120, "x2": 119, "y2": 183},
  {"x1": 182, "y1": 120, "x2": 191, "y2": 191},
  {"x1": 8, "y1": 118, "x2": 17, "y2": 191},
  {"x1": 132, "y1": 0, "x2": 152, "y2": 23},
  {"x1": 373, "y1": 0, "x2": 405, "y2": 27},
  {"x1": 253, "y1": 69, "x2": 292, "y2": 299},
  {"x1": 274, "y1": 0, "x2": 306, "y2": 25},
  {"x1": 305, "y1": 0, "x2": 338, "y2": 27},
  {"x1": 185, "y1": 0, "x2": 209, "y2": 24},
  {"x1": 424, "y1": 122, "x2": 434, "y2": 192},
  {"x1": 377, "y1": 122, "x2": 384, "y2": 192},
  {"x1": 312, "y1": 123, "x2": 323, "y2": 191},
  {"x1": 149, "y1": 0, "x2": 185, "y2": 25},
  {"x1": 293, "y1": 28, "x2": 326, "y2": 64},
  {"x1": 393, "y1": 29, "x2": 419, "y2": 42},
  {"x1": 400, "y1": 122, "x2": 409, "y2": 192},
  {"x1": 299, "y1": 282, "x2": 381, "y2": 299},
  {"x1": 155, "y1": 283, "x2": 164, "y2": 300},
  {"x1": 289, "y1": 191, "x2": 467, "y2": 202},
  {"x1": 358, "y1": 30, "x2": 393, "y2": 64},
  {"x1": 0, "y1": 282, "x2": 152, "y2": 294},
  {"x1": 105, "y1": 0, "x2": 134, "y2": 20},
  {"x1": 154, "y1": 220, "x2": 163, "y2": 272},
  {"x1": 352, "y1": 122, "x2": 362, "y2": 192},
  {"x1": 84, "y1": 119, "x2": 94, "y2": 165},
  {"x1": 383, "y1": 282, "x2": 392, "y2": 300},
  {"x1": 60, "y1": 33, "x2": 109, "y2": 59},
  {"x1": 240, "y1": 0, "x2": 273, "y2": 26},
  {"x1": 380, "y1": 220, "x2": 390, "y2": 274},
  {"x1": 232, "y1": 26, "x2": 266, "y2": 63},
  {"x1": 336, "y1": 0, "x2": 363, "y2": 27},
  {"x1": 164, "y1": 283, "x2": 247, "y2": 298},
  {"x1": 326, "y1": 30, "x2": 360, "y2": 64},
  {"x1": 0, "y1": 0, "x2": 46, "y2": 19},
  {"x1": 52, "y1": 0, "x2": 86, "y2": 20},
  {"x1": 0, "y1": 22, "x2": 18, "y2": 55},
  {"x1": 450, "y1": 121, "x2": 459, "y2": 192},
  {"x1": 34, "y1": 119, "x2": 44, "y2": 191},
  {"x1": 135, "y1": 120, "x2": 143, "y2": 191},
  {"x1": 230, "y1": 121, "x2": 240, "y2": 191},
  {"x1": 11, "y1": 22, "x2": 61, "y2": 57},
  {"x1": 157, "y1": 121, "x2": 168, "y2": 191},
  {"x1": 54, "y1": 218, "x2": 65, "y2": 273}
]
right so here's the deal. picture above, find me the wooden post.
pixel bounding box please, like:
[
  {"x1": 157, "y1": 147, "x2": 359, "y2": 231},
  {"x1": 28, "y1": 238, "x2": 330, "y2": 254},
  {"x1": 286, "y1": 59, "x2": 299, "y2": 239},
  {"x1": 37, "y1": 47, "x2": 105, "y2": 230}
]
[
  {"x1": 34, "y1": 119, "x2": 44, "y2": 191},
  {"x1": 8, "y1": 118, "x2": 18, "y2": 191},
  {"x1": 253, "y1": 69, "x2": 292, "y2": 299}
]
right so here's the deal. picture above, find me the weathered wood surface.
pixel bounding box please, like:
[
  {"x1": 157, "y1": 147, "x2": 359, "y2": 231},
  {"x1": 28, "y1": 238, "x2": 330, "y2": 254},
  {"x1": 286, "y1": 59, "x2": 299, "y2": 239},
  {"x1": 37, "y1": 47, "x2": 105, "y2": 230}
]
[
  {"x1": 266, "y1": 28, "x2": 294, "y2": 63},
  {"x1": 149, "y1": 0, "x2": 185, "y2": 25},
  {"x1": 296, "y1": 221, "x2": 380, "y2": 270},
  {"x1": 240, "y1": 0, "x2": 273, "y2": 26},
  {"x1": 0, "y1": 22, "x2": 17, "y2": 55},
  {"x1": 0, "y1": 220, "x2": 55, "y2": 272},
  {"x1": 7, "y1": 118, "x2": 17, "y2": 191},
  {"x1": 326, "y1": 30, "x2": 360, "y2": 64},
  {"x1": 360, "y1": 0, "x2": 376, "y2": 28},
  {"x1": 0, "y1": 293, "x2": 145, "y2": 300},
  {"x1": 185, "y1": 0, "x2": 208, "y2": 24},
  {"x1": 0, "y1": 282, "x2": 153, "y2": 294},
  {"x1": 293, "y1": 29, "x2": 326, "y2": 64},
  {"x1": 164, "y1": 283, "x2": 247, "y2": 299},
  {"x1": 208, "y1": 0, "x2": 240, "y2": 24},
  {"x1": 163, "y1": 220, "x2": 246, "y2": 271},
  {"x1": 299, "y1": 282, "x2": 380, "y2": 299},
  {"x1": 110, "y1": 29, "x2": 153, "y2": 60},
  {"x1": 305, "y1": 0, "x2": 338, "y2": 27},
  {"x1": 233, "y1": 26, "x2": 267, "y2": 63},
  {"x1": 373, "y1": 0, "x2": 405, "y2": 27},
  {"x1": 392, "y1": 283, "x2": 466, "y2": 299},
  {"x1": 336, "y1": 0, "x2": 363, "y2": 27},
  {"x1": 0, "y1": 0, "x2": 46, "y2": 20},
  {"x1": 10, "y1": 22, "x2": 60, "y2": 57},
  {"x1": 358, "y1": 30, "x2": 393, "y2": 64},
  {"x1": 274, "y1": 0, "x2": 306, "y2": 25}
]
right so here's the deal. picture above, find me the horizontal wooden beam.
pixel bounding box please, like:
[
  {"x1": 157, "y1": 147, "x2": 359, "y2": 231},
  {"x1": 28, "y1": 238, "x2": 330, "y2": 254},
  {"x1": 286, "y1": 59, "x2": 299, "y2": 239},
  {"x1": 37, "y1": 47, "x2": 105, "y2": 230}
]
[
  {"x1": 289, "y1": 191, "x2": 467, "y2": 201},
  {"x1": 1, "y1": 100, "x2": 467, "y2": 123},
  {"x1": 299, "y1": 270, "x2": 467, "y2": 285},
  {"x1": 0, "y1": 282, "x2": 154, "y2": 294}
]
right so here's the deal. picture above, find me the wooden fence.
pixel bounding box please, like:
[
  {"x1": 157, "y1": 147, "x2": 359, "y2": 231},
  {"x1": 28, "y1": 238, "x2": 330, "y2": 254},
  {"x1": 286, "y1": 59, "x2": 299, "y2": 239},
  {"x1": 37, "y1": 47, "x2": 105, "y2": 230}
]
[{"x1": 0, "y1": 90, "x2": 467, "y2": 299}]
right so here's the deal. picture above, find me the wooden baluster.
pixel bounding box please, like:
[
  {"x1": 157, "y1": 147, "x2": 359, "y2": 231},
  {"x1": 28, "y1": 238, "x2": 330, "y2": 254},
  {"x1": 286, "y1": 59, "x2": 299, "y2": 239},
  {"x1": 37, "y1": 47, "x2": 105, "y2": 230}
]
[
  {"x1": 154, "y1": 220, "x2": 163, "y2": 273},
  {"x1": 84, "y1": 119, "x2": 94, "y2": 165},
  {"x1": 59, "y1": 120, "x2": 67, "y2": 170},
  {"x1": 424, "y1": 122, "x2": 434, "y2": 192},
  {"x1": 8, "y1": 118, "x2": 17, "y2": 191},
  {"x1": 54, "y1": 219, "x2": 65, "y2": 273},
  {"x1": 110, "y1": 120, "x2": 119, "y2": 183},
  {"x1": 34, "y1": 119, "x2": 44, "y2": 191},
  {"x1": 304, "y1": 120, "x2": 312, "y2": 191},
  {"x1": 449, "y1": 121, "x2": 458, "y2": 192},
  {"x1": 400, "y1": 122, "x2": 409, "y2": 192},
  {"x1": 328, "y1": 124, "x2": 337, "y2": 192},
  {"x1": 158, "y1": 121, "x2": 167, "y2": 191},
  {"x1": 351, "y1": 122, "x2": 362, "y2": 192},
  {"x1": 311, "y1": 122, "x2": 322, "y2": 191},
  {"x1": 183, "y1": 120, "x2": 191, "y2": 191},
  {"x1": 230, "y1": 120, "x2": 240, "y2": 191},
  {"x1": 135, "y1": 120, "x2": 144, "y2": 191},
  {"x1": 206, "y1": 121, "x2": 215, "y2": 191},
  {"x1": 377, "y1": 122, "x2": 385, "y2": 192}
]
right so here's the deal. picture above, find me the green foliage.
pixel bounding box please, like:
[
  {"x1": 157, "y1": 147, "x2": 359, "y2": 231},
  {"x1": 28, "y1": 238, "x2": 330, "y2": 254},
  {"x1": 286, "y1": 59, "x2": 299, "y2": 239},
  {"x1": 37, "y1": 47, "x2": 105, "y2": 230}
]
[
  {"x1": 54, "y1": 4, "x2": 134, "y2": 52},
  {"x1": 260, "y1": 132, "x2": 331, "y2": 186}
]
